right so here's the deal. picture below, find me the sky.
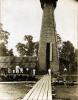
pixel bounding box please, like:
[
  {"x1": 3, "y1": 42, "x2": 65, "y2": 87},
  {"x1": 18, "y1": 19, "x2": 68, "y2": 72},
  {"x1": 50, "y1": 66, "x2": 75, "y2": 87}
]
[{"x1": 1, "y1": 0, "x2": 78, "y2": 55}]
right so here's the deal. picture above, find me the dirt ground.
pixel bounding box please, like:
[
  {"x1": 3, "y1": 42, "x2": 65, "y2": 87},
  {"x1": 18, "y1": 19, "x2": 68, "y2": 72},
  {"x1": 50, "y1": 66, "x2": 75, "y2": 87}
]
[
  {"x1": 55, "y1": 85, "x2": 78, "y2": 100},
  {"x1": 0, "y1": 83, "x2": 31, "y2": 100}
]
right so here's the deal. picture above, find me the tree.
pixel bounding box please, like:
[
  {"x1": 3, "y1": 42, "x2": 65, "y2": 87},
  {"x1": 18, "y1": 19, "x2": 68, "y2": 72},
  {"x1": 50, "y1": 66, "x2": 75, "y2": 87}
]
[
  {"x1": 59, "y1": 41, "x2": 76, "y2": 74},
  {"x1": 8, "y1": 49, "x2": 14, "y2": 56},
  {"x1": 0, "y1": 23, "x2": 14, "y2": 56},
  {"x1": 0, "y1": 23, "x2": 10, "y2": 44},
  {"x1": 16, "y1": 43, "x2": 26, "y2": 56},
  {"x1": 34, "y1": 42, "x2": 39, "y2": 56},
  {"x1": 56, "y1": 34, "x2": 62, "y2": 46},
  {"x1": 24, "y1": 35, "x2": 34, "y2": 56},
  {"x1": 24, "y1": 35, "x2": 33, "y2": 43},
  {"x1": 56, "y1": 33, "x2": 62, "y2": 53},
  {"x1": 0, "y1": 43, "x2": 8, "y2": 56},
  {"x1": 16, "y1": 35, "x2": 39, "y2": 56},
  {"x1": 0, "y1": 23, "x2": 9, "y2": 56}
]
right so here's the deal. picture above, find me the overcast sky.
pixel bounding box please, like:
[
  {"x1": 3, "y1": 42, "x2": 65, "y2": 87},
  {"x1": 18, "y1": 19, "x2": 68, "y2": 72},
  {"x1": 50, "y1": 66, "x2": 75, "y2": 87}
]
[{"x1": 1, "y1": 0, "x2": 78, "y2": 54}]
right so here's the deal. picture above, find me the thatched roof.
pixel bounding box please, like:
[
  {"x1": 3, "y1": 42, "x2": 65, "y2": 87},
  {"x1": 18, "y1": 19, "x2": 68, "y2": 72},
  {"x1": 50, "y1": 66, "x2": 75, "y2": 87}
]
[{"x1": 0, "y1": 56, "x2": 37, "y2": 69}]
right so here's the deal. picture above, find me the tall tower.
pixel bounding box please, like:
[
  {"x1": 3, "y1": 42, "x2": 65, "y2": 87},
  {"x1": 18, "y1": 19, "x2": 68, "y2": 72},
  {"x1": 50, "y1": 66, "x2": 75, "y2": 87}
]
[
  {"x1": 39, "y1": 0, "x2": 59, "y2": 72},
  {"x1": 74, "y1": 12, "x2": 78, "y2": 74}
]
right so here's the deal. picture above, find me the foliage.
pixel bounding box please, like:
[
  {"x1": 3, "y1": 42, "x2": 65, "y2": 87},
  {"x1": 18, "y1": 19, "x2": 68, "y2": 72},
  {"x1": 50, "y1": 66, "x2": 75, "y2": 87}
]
[
  {"x1": 0, "y1": 23, "x2": 14, "y2": 56},
  {"x1": 24, "y1": 35, "x2": 33, "y2": 42},
  {"x1": 0, "y1": 43, "x2": 8, "y2": 56},
  {"x1": 56, "y1": 34, "x2": 62, "y2": 45},
  {"x1": 59, "y1": 41, "x2": 76, "y2": 73},
  {"x1": 24, "y1": 35, "x2": 34, "y2": 56},
  {"x1": 8, "y1": 49, "x2": 14, "y2": 56},
  {"x1": 0, "y1": 23, "x2": 10, "y2": 44},
  {"x1": 34, "y1": 42, "x2": 39, "y2": 56},
  {"x1": 16, "y1": 43, "x2": 26, "y2": 56},
  {"x1": 16, "y1": 35, "x2": 39, "y2": 56},
  {"x1": 0, "y1": 43, "x2": 14, "y2": 56}
]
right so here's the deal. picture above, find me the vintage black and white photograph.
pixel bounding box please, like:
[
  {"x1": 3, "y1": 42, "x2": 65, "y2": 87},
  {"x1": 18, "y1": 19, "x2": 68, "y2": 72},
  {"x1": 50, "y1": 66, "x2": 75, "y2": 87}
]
[{"x1": 0, "y1": 0, "x2": 78, "y2": 100}]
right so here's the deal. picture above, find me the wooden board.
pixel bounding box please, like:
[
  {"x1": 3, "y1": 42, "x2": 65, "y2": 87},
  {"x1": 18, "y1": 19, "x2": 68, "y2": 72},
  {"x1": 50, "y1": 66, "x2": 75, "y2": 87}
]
[{"x1": 22, "y1": 75, "x2": 52, "y2": 100}]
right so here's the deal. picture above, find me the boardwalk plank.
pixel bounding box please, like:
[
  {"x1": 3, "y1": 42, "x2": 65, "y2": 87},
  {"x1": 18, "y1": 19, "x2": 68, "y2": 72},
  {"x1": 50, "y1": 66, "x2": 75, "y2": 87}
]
[
  {"x1": 42, "y1": 79, "x2": 48, "y2": 100},
  {"x1": 38, "y1": 76, "x2": 48, "y2": 100},
  {"x1": 22, "y1": 79, "x2": 42, "y2": 100},
  {"x1": 22, "y1": 75, "x2": 52, "y2": 100},
  {"x1": 28, "y1": 79, "x2": 43, "y2": 100},
  {"x1": 48, "y1": 76, "x2": 52, "y2": 100}
]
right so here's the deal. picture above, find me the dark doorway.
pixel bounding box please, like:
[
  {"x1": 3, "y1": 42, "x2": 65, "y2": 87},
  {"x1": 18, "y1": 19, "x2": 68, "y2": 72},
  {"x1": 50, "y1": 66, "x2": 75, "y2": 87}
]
[{"x1": 46, "y1": 43, "x2": 50, "y2": 71}]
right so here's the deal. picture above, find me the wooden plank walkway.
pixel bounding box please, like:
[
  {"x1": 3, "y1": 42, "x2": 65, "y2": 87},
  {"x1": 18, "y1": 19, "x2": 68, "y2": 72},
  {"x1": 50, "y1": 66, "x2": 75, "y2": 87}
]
[{"x1": 22, "y1": 75, "x2": 52, "y2": 100}]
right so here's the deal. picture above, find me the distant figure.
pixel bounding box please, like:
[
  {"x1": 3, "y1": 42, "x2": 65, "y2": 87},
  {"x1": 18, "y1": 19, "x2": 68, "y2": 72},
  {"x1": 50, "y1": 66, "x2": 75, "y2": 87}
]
[
  {"x1": 8, "y1": 68, "x2": 11, "y2": 73},
  {"x1": 48, "y1": 68, "x2": 51, "y2": 75},
  {"x1": 13, "y1": 70, "x2": 15, "y2": 73},
  {"x1": 33, "y1": 69, "x2": 36, "y2": 76},
  {"x1": 64, "y1": 67, "x2": 67, "y2": 72},
  {"x1": 26, "y1": 68, "x2": 29, "y2": 72},
  {"x1": 63, "y1": 67, "x2": 68, "y2": 87},
  {"x1": 20, "y1": 68, "x2": 23, "y2": 73},
  {"x1": 16, "y1": 66, "x2": 20, "y2": 73}
]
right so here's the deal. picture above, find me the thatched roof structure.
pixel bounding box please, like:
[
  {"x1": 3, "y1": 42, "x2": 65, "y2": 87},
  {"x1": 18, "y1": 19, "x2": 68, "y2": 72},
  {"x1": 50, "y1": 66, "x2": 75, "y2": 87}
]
[{"x1": 0, "y1": 56, "x2": 37, "y2": 69}]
